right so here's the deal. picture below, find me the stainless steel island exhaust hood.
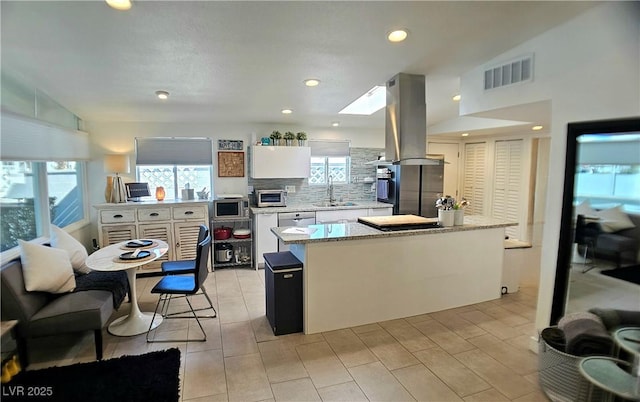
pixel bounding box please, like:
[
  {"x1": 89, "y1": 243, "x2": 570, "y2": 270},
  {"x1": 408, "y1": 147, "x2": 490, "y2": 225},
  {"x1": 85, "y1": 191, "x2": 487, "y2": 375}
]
[
  {"x1": 373, "y1": 72, "x2": 443, "y2": 166},
  {"x1": 374, "y1": 73, "x2": 445, "y2": 217}
]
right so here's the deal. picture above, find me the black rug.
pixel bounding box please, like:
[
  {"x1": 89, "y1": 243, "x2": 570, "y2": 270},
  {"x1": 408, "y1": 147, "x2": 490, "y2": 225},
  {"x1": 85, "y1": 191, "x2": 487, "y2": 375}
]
[
  {"x1": 600, "y1": 265, "x2": 640, "y2": 285},
  {"x1": 2, "y1": 348, "x2": 180, "y2": 402}
]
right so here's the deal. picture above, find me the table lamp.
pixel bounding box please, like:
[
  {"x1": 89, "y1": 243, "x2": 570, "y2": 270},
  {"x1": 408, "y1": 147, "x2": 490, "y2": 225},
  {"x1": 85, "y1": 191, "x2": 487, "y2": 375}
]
[{"x1": 104, "y1": 154, "x2": 130, "y2": 203}]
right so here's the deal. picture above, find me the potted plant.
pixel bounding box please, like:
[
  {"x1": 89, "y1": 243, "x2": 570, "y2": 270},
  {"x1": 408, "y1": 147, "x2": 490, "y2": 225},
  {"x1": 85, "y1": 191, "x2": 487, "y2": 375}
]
[
  {"x1": 435, "y1": 195, "x2": 456, "y2": 227},
  {"x1": 283, "y1": 131, "x2": 295, "y2": 146},
  {"x1": 269, "y1": 130, "x2": 282, "y2": 146},
  {"x1": 296, "y1": 131, "x2": 307, "y2": 146},
  {"x1": 453, "y1": 198, "x2": 469, "y2": 226}
]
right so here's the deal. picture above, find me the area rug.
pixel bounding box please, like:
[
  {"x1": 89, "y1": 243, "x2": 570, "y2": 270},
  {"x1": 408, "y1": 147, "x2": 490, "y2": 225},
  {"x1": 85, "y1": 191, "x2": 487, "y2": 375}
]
[
  {"x1": 3, "y1": 348, "x2": 180, "y2": 402},
  {"x1": 600, "y1": 265, "x2": 640, "y2": 285}
]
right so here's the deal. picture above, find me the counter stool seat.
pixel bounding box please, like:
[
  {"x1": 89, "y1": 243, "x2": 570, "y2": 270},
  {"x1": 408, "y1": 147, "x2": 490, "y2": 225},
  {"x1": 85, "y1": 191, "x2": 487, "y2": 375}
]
[{"x1": 579, "y1": 356, "x2": 640, "y2": 401}]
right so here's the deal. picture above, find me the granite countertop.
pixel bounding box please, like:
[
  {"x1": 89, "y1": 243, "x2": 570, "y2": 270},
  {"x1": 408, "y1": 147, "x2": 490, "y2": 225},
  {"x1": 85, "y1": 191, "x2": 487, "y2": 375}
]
[
  {"x1": 250, "y1": 200, "x2": 393, "y2": 214},
  {"x1": 271, "y1": 215, "x2": 517, "y2": 244}
]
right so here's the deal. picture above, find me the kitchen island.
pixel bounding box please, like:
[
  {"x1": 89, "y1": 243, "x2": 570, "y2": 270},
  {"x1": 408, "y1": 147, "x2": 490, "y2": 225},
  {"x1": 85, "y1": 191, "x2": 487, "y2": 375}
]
[{"x1": 271, "y1": 215, "x2": 517, "y2": 334}]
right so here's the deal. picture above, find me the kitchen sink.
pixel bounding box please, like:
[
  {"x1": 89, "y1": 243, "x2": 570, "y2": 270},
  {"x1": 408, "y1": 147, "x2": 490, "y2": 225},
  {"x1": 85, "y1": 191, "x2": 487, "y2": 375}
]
[{"x1": 314, "y1": 202, "x2": 358, "y2": 207}]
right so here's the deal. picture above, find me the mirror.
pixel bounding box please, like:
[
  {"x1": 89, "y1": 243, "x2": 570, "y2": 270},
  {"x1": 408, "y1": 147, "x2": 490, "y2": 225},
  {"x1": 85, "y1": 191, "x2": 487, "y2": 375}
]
[{"x1": 550, "y1": 117, "x2": 640, "y2": 324}]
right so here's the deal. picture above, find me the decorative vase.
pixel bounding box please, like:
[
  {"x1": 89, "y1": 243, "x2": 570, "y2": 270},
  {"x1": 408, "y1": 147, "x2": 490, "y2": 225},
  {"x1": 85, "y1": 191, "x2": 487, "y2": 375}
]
[
  {"x1": 155, "y1": 186, "x2": 166, "y2": 201},
  {"x1": 454, "y1": 209, "x2": 465, "y2": 226},
  {"x1": 438, "y1": 209, "x2": 455, "y2": 227},
  {"x1": 285, "y1": 139, "x2": 294, "y2": 146},
  {"x1": 105, "y1": 176, "x2": 114, "y2": 202},
  {"x1": 297, "y1": 139, "x2": 306, "y2": 146}
]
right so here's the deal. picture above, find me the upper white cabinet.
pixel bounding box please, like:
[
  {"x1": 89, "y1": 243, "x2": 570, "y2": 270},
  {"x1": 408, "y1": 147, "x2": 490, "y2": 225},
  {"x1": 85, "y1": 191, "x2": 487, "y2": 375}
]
[{"x1": 250, "y1": 146, "x2": 311, "y2": 178}]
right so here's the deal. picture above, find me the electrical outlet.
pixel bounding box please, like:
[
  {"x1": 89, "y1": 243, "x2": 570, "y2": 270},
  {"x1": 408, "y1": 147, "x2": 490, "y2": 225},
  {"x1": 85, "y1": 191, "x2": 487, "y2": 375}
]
[
  {"x1": 285, "y1": 185, "x2": 296, "y2": 193},
  {"x1": 247, "y1": 185, "x2": 254, "y2": 194}
]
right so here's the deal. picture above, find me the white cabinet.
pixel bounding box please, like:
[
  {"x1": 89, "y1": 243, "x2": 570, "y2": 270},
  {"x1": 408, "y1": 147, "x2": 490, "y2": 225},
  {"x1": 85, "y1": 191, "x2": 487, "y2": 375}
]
[
  {"x1": 368, "y1": 207, "x2": 393, "y2": 217},
  {"x1": 316, "y1": 208, "x2": 368, "y2": 224},
  {"x1": 95, "y1": 201, "x2": 209, "y2": 272},
  {"x1": 253, "y1": 213, "x2": 278, "y2": 269},
  {"x1": 250, "y1": 146, "x2": 311, "y2": 178}
]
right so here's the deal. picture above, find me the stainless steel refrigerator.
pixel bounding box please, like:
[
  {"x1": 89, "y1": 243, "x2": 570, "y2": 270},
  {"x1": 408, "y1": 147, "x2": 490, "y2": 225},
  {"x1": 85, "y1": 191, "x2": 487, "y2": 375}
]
[{"x1": 381, "y1": 164, "x2": 444, "y2": 218}]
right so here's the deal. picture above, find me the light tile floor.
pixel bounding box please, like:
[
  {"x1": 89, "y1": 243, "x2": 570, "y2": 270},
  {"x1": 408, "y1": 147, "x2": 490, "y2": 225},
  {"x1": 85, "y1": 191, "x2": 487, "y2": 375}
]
[
  {"x1": 566, "y1": 261, "x2": 640, "y2": 314},
  {"x1": 26, "y1": 268, "x2": 551, "y2": 401}
]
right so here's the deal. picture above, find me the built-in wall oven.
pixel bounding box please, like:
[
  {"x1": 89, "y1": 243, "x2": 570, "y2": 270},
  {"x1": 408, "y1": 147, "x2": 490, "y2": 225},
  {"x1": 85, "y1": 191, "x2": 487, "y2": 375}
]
[{"x1": 277, "y1": 211, "x2": 316, "y2": 251}]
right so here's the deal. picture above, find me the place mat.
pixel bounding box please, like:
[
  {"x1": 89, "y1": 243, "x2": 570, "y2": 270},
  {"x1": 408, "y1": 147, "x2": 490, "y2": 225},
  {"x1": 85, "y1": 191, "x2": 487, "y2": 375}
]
[
  {"x1": 112, "y1": 251, "x2": 155, "y2": 264},
  {"x1": 120, "y1": 240, "x2": 158, "y2": 251}
]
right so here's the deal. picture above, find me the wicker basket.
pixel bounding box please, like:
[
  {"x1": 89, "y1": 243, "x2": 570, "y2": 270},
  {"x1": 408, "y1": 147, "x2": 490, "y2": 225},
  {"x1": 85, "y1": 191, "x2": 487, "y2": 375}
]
[{"x1": 538, "y1": 330, "x2": 603, "y2": 402}]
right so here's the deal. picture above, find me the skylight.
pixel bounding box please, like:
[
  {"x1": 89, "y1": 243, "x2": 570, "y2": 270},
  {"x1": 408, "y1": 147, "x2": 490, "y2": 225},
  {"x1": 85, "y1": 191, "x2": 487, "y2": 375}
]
[{"x1": 339, "y1": 85, "x2": 386, "y2": 115}]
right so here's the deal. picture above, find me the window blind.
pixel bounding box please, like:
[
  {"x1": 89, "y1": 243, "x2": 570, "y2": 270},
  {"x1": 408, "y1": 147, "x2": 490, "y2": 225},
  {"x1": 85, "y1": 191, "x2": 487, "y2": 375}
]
[
  {"x1": 309, "y1": 140, "x2": 351, "y2": 157},
  {"x1": 0, "y1": 111, "x2": 90, "y2": 161},
  {"x1": 135, "y1": 137, "x2": 213, "y2": 165}
]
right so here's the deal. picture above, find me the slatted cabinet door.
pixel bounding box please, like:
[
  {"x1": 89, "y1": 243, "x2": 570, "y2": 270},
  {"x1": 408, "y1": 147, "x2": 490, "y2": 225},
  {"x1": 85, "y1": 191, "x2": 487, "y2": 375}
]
[
  {"x1": 173, "y1": 222, "x2": 203, "y2": 262},
  {"x1": 101, "y1": 224, "x2": 137, "y2": 246},
  {"x1": 138, "y1": 223, "x2": 173, "y2": 270}
]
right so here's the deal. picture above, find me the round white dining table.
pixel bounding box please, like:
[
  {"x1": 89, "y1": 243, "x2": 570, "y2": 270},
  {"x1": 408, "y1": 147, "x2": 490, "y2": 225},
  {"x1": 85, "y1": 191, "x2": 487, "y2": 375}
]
[{"x1": 85, "y1": 239, "x2": 169, "y2": 336}]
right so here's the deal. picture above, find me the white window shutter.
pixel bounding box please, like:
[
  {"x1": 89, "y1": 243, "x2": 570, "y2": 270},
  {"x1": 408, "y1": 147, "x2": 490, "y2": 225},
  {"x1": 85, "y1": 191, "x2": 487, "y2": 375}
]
[
  {"x1": 463, "y1": 142, "x2": 486, "y2": 215},
  {"x1": 492, "y1": 140, "x2": 523, "y2": 239}
]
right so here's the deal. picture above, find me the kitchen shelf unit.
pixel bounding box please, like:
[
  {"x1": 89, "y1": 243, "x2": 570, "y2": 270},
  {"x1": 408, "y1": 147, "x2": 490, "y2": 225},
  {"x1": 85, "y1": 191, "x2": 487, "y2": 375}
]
[{"x1": 211, "y1": 217, "x2": 254, "y2": 270}]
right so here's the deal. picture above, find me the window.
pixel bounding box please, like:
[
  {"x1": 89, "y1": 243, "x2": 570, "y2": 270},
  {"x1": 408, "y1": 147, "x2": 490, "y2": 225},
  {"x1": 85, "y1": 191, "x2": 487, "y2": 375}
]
[
  {"x1": 136, "y1": 165, "x2": 213, "y2": 200},
  {"x1": 0, "y1": 160, "x2": 87, "y2": 252},
  {"x1": 575, "y1": 163, "x2": 640, "y2": 211},
  {"x1": 309, "y1": 157, "x2": 350, "y2": 185},
  {"x1": 135, "y1": 137, "x2": 214, "y2": 199},
  {"x1": 308, "y1": 140, "x2": 351, "y2": 185}
]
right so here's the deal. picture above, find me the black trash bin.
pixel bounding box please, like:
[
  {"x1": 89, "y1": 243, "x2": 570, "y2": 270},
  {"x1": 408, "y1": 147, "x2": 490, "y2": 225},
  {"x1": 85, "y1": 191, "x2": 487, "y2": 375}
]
[{"x1": 264, "y1": 251, "x2": 303, "y2": 336}]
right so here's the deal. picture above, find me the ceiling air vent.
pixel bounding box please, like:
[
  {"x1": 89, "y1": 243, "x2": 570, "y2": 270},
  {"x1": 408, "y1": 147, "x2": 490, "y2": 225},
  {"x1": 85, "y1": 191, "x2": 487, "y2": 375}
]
[{"x1": 484, "y1": 54, "x2": 533, "y2": 90}]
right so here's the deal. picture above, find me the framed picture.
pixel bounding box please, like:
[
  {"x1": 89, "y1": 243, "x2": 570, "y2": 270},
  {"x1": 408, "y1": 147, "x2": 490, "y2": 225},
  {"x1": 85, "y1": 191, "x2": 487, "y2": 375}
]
[
  {"x1": 218, "y1": 139, "x2": 244, "y2": 151},
  {"x1": 218, "y1": 152, "x2": 244, "y2": 177}
]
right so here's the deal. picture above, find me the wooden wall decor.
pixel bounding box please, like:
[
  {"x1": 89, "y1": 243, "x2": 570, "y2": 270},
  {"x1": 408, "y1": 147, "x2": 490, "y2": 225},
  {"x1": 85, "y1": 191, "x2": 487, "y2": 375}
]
[{"x1": 218, "y1": 151, "x2": 244, "y2": 177}]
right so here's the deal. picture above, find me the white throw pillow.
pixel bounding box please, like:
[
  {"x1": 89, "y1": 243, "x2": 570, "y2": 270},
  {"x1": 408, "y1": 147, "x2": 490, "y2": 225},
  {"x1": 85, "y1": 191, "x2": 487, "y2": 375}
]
[
  {"x1": 50, "y1": 225, "x2": 91, "y2": 274},
  {"x1": 595, "y1": 206, "x2": 636, "y2": 233},
  {"x1": 575, "y1": 200, "x2": 597, "y2": 218},
  {"x1": 19, "y1": 240, "x2": 76, "y2": 294}
]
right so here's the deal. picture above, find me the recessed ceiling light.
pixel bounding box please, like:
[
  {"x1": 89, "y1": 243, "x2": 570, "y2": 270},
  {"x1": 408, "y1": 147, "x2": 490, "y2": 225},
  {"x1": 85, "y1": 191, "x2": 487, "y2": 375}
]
[
  {"x1": 281, "y1": 109, "x2": 293, "y2": 114},
  {"x1": 532, "y1": 125, "x2": 543, "y2": 131},
  {"x1": 155, "y1": 90, "x2": 169, "y2": 100},
  {"x1": 105, "y1": 0, "x2": 132, "y2": 10},
  {"x1": 331, "y1": 122, "x2": 340, "y2": 127},
  {"x1": 387, "y1": 29, "x2": 408, "y2": 43},
  {"x1": 339, "y1": 85, "x2": 386, "y2": 115},
  {"x1": 461, "y1": 133, "x2": 469, "y2": 137},
  {"x1": 452, "y1": 95, "x2": 461, "y2": 102},
  {"x1": 304, "y1": 79, "x2": 320, "y2": 87}
]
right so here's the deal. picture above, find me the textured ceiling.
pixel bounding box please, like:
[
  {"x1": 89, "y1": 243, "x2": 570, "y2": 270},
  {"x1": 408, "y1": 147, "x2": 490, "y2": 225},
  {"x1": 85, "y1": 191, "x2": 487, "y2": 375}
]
[{"x1": 1, "y1": 1, "x2": 597, "y2": 135}]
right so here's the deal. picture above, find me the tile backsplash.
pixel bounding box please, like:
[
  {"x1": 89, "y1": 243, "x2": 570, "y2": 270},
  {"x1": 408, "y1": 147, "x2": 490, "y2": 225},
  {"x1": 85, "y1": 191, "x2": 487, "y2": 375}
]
[{"x1": 248, "y1": 147, "x2": 383, "y2": 205}]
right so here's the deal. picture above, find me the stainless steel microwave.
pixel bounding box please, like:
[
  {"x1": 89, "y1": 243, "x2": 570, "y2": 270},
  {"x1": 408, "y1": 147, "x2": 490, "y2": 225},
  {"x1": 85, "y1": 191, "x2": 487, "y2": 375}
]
[
  {"x1": 213, "y1": 198, "x2": 249, "y2": 219},
  {"x1": 256, "y1": 189, "x2": 286, "y2": 207}
]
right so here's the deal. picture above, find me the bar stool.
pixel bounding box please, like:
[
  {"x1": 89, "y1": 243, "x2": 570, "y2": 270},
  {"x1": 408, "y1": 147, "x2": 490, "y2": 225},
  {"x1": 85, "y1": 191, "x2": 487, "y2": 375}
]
[{"x1": 579, "y1": 357, "x2": 640, "y2": 401}]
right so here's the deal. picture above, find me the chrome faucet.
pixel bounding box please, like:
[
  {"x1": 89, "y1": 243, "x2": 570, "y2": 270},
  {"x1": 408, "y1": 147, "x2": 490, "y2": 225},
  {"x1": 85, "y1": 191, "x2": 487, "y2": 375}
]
[{"x1": 327, "y1": 175, "x2": 336, "y2": 205}]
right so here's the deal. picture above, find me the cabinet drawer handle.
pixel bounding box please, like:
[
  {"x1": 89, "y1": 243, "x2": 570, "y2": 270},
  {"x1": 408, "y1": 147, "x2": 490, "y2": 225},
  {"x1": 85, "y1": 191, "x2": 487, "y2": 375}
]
[
  {"x1": 184, "y1": 211, "x2": 194, "y2": 215},
  {"x1": 283, "y1": 274, "x2": 293, "y2": 279},
  {"x1": 113, "y1": 214, "x2": 123, "y2": 219},
  {"x1": 150, "y1": 212, "x2": 159, "y2": 217}
]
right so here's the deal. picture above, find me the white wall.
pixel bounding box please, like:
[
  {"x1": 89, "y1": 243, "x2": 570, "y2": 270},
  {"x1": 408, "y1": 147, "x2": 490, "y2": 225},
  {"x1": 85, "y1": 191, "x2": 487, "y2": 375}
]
[
  {"x1": 459, "y1": 2, "x2": 640, "y2": 336},
  {"x1": 84, "y1": 120, "x2": 384, "y2": 238}
]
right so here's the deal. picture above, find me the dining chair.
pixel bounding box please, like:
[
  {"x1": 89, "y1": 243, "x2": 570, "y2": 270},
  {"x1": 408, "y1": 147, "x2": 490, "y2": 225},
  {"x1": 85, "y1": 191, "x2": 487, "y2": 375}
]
[
  {"x1": 161, "y1": 224, "x2": 209, "y2": 275},
  {"x1": 146, "y1": 234, "x2": 215, "y2": 342},
  {"x1": 159, "y1": 224, "x2": 216, "y2": 317},
  {"x1": 575, "y1": 214, "x2": 599, "y2": 273}
]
